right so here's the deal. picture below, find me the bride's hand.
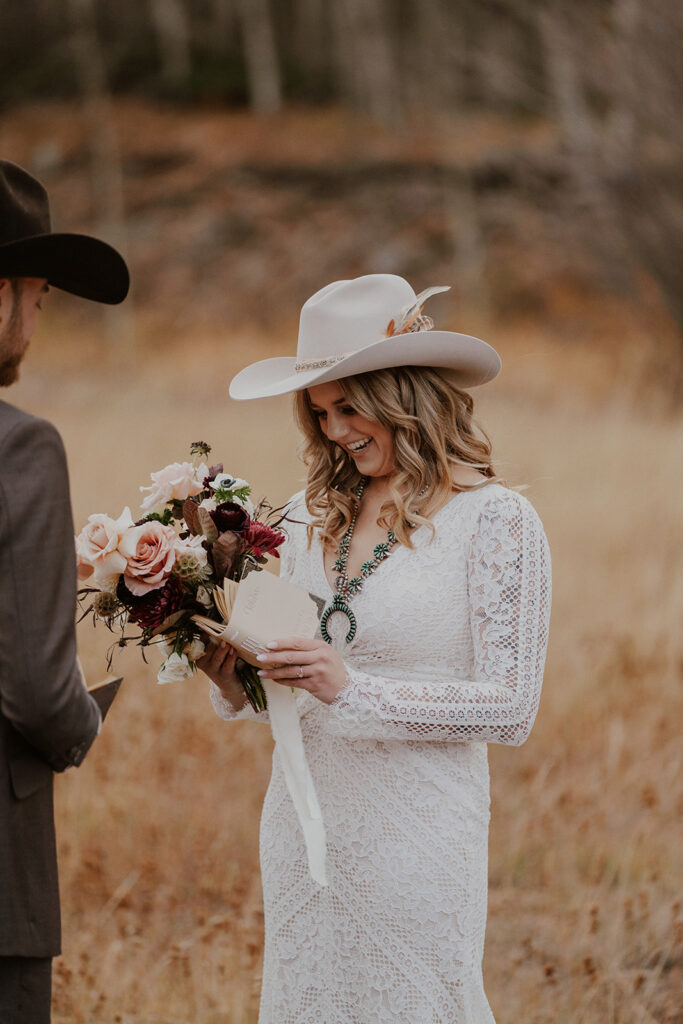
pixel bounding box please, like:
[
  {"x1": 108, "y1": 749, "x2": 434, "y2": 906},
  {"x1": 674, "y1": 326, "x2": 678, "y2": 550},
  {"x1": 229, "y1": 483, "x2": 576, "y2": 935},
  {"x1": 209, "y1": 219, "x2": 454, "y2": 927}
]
[
  {"x1": 196, "y1": 640, "x2": 246, "y2": 709},
  {"x1": 256, "y1": 637, "x2": 348, "y2": 705}
]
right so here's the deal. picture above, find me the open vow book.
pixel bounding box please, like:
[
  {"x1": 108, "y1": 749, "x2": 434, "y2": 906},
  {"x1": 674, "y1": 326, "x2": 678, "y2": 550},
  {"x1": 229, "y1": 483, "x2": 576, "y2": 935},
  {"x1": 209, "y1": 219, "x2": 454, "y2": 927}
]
[{"x1": 192, "y1": 570, "x2": 324, "y2": 665}]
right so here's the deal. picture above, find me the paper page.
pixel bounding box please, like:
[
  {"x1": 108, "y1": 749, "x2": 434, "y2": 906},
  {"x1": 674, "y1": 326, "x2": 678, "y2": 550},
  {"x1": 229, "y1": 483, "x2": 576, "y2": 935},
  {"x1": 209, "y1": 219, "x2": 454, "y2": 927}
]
[
  {"x1": 214, "y1": 578, "x2": 239, "y2": 621},
  {"x1": 220, "y1": 571, "x2": 320, "y2": 666}
]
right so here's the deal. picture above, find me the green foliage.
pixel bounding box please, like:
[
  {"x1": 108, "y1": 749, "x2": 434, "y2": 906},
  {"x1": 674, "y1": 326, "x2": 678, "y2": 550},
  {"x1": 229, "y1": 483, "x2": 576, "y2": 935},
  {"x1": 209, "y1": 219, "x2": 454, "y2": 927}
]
[
  {"x1": 213, "y1": 485, "x2": 251, "y2": 505},
  {"x1": 170, "y1": 621, "x2": 200, "y2": 658},
  {"x1": 143, "y1": 508, "x2": 175, "y2": 526}
]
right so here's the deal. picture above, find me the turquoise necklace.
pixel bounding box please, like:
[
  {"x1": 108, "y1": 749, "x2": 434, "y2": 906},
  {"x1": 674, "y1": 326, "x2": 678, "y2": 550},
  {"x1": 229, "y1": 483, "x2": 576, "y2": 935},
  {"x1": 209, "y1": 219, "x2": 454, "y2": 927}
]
[{"x1": 320, "y1": 477, "x2": 398, "y2": 645}]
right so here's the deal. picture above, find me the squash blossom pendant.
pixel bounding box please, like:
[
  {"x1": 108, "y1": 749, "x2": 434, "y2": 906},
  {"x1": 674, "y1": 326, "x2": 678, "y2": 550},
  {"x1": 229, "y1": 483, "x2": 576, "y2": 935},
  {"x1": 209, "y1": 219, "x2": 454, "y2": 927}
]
[
  {"x1": 320, "y1": 594, "x2": 357, "y2": 645},
  {"x1": 321, "y1": 478, "x2": 397, "y2": 645}
]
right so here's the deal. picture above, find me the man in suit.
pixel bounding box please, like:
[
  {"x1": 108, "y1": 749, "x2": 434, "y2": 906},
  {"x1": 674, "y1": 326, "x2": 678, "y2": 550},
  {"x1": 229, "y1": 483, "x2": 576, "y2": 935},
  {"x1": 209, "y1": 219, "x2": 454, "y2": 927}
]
[{"x1": 0, "y1": 160, "x2": 129, "y2": 1022}]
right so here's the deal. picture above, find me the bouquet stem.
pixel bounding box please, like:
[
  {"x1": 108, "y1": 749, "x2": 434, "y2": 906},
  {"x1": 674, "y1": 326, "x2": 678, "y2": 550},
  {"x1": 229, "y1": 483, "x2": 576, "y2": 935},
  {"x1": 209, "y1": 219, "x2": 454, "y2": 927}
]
[{"x1": 235, "y1": 658, "x2": 268, "y2": 712}]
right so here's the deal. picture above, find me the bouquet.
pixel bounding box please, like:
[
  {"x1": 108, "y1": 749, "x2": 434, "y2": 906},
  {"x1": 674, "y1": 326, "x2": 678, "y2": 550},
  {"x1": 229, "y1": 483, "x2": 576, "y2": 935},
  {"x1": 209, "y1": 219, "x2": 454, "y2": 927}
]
[{"x1": 75, "y1": 442, "x2": 287, "y2": 711}]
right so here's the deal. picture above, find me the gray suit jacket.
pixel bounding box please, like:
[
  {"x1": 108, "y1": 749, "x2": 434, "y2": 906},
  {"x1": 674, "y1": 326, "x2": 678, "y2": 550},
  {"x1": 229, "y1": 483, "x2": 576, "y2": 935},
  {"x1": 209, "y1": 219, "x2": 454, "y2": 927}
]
[{"x1": 0, "y1": 399, "x2": 100, "y2": 958}]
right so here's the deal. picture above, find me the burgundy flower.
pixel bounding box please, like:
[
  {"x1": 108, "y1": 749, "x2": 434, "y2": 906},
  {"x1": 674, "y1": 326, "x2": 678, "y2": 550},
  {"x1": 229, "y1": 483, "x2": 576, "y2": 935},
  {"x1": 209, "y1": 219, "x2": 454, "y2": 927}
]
[
  {"x1": 211, "y1": 531, "x2": 245, "y2": 581},
  {"x1": 121, "y1": 576, "x2": 185, "y2": 631},
  {"x1": 245, "y1": 522, "x2": 285, "y2": 559},
  {"x1": 210, "y1": 501, "x2": 249, "y2": 534},
  {"x1": 202, "y1": 463, "x2": 224, "y2": 488}
]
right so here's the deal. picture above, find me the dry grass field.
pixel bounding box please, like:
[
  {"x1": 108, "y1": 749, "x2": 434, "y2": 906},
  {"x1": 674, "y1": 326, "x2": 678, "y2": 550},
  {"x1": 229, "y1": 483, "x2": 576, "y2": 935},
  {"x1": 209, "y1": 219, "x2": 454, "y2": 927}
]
[{"x1": 11, "y1": 315, "x2": 682, "y2": 1024}]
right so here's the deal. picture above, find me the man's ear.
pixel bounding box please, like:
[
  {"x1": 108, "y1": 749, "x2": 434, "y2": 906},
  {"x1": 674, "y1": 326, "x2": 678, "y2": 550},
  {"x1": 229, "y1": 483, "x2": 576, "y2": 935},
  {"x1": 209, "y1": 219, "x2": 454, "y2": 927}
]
[{"x1": 0, "y1": 279, "x2": 11, "y2": 323}]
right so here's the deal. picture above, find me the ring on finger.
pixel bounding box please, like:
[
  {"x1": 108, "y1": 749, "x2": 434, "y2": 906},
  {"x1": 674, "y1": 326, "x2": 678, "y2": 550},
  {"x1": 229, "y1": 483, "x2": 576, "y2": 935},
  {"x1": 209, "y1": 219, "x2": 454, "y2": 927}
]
[{"x1": 297, "y1": 666, "x2": 304, "y2": 679}]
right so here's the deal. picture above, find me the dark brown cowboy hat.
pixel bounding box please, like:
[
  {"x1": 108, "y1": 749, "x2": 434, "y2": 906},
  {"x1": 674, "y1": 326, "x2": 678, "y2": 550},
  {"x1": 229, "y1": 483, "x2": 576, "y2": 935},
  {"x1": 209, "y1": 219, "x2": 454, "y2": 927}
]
[{"x1": 0, "y1": 159, "x2": 129, "y2": 304}]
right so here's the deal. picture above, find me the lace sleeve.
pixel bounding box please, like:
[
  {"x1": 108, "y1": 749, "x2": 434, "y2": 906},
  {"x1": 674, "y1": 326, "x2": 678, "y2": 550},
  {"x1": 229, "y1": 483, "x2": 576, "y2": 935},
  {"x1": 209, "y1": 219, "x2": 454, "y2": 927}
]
[
  {"x1": 208, "y1": 680, "x2": 268, "y2": 722},
  {"x1": 325, "y1": 492, "x2": 551, "y2": 745},
  {"x1": 208, "y1": 496, "x2": 307, "y2": 724}
]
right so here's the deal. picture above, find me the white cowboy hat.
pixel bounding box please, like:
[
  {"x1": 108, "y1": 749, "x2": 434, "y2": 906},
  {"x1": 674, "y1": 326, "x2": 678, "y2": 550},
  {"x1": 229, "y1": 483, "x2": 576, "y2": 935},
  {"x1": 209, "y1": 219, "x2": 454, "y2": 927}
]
[{"x1": 229, "y1": 273, "x2": 501, "y2": 400}]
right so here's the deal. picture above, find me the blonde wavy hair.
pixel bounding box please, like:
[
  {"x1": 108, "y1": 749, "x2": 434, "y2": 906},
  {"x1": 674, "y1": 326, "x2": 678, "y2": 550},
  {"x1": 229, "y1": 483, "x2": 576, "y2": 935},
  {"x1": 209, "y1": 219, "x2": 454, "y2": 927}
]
[{"x1": 294, "y1": 366, "x2": 500, "y2": 550}]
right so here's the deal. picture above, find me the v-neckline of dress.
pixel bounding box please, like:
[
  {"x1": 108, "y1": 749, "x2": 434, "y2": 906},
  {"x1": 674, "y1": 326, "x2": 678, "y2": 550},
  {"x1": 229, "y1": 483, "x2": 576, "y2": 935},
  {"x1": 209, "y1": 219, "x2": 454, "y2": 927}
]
[{"x1": 317, "y1": 486, "x2": 492, "y2": 598}]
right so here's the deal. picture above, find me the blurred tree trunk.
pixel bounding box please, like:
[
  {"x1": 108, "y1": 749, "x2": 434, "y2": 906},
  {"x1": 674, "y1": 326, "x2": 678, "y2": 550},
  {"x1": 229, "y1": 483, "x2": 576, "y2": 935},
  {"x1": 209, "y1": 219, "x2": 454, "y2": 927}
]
[
  {"x1": 149, "y1": 0, "x2": 192, "y2": 91},
  {"x1": 330, "y1": 0, "x2": 401, "y2": 128},
  {"x1": 537, "y1": 0, "x2": 634, "y2": 294},
  {"x1": 210, "y1": 0, "x2": 238, "y2": 43},
  {"x1": 539, "y1": 0, "x2": 683, "y2": 337},
  {"x1": 293, "y1": 0, "x2": 328, "y2": 81},
  {"x1": 538, "y1": 4, "x2": 596, "y2": 188},
  {"x1": 602, "y1": 0, "x2": 639, "y2": 167},
  {"x1": 412, "y1": 0, "x2": 464, "y2": 114},
  {"x1": 68, "y1": 0, "x2": 134, "y2": 353},
  {"x1": 238, "y1": 0, "x2": 282, "y2": 113},
  {"x1": 603, "y1": 0, "x2": 683, "y2": 334}
]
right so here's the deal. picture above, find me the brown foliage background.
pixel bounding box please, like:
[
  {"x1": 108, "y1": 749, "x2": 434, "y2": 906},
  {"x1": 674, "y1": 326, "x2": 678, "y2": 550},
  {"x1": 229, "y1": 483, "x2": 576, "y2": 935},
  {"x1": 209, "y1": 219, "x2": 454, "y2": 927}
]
[{"x1": 3, "y1": 1, "x2": 683, "y2": 1018}]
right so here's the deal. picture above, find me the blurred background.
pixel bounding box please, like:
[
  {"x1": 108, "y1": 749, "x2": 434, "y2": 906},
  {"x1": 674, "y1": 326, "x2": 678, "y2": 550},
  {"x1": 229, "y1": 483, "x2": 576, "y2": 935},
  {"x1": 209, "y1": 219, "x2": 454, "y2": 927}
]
[{"x1": 3, "y1": 1, "x2": 682, "y2": 1022}]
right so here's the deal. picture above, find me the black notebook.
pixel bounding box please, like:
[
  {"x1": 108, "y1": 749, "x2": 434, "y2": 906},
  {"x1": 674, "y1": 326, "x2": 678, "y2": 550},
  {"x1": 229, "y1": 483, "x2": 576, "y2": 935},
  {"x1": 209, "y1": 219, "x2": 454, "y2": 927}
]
[{"x1": 87, "y1": 677, "x2": 123, "y2": 721}]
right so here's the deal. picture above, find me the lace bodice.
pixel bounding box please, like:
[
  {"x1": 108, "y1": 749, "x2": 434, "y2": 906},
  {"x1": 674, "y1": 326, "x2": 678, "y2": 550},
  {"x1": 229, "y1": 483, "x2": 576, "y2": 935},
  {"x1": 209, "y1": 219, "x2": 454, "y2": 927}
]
[
  {"x1": 212, "y1": 483, "x2": 551, "y2": 745},
  {"x1": 209, "y1": 482, "x2": 551, "y2": 1023},
  {"x1": 324, "y1": 484, "x2": 551, "y2": 744}
]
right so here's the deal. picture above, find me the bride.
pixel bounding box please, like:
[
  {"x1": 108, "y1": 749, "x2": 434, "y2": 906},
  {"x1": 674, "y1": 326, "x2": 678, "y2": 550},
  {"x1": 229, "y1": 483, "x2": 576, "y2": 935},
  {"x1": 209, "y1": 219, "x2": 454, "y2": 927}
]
[{"x1": 198, "y1": 274, "x2": 552, "y2": 1024}]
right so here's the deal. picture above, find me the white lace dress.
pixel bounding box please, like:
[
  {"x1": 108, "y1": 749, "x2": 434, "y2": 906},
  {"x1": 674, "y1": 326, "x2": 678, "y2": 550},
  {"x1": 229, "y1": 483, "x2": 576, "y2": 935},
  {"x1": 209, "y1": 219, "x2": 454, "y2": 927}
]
[{"x1": 210, "y1": 483, "x2": 551, "y2": 1024}]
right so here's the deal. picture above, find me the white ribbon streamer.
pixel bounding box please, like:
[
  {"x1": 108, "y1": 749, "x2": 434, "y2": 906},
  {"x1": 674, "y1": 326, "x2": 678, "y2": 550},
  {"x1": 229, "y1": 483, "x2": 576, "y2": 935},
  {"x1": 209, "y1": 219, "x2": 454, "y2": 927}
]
[{"x1": 261, "y1": 677, "x2": 328, "y2": 887}]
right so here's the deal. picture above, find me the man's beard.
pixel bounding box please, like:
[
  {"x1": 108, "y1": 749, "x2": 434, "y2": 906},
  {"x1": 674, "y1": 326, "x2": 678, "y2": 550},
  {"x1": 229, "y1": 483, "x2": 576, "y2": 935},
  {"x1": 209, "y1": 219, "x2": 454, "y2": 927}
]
[{"x1": 0, "y1": 293, "x2": 25, "y2": 387}]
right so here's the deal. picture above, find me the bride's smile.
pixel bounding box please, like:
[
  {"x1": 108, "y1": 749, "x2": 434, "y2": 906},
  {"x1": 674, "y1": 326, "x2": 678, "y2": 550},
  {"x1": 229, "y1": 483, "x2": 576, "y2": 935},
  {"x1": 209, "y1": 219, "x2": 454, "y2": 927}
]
[{"x1": 307, "y1": 380, "x2": 396, "y2": 479}]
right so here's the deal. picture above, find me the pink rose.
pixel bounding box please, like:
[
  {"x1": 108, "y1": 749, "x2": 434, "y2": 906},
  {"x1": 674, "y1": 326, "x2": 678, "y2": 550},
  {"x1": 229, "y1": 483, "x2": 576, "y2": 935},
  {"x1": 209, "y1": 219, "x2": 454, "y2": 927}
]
[
  {"x1": 76, "y1": 544, "x2": 94, "y2": 581},
  {"x1": 118, "y1": 520, "x2": 177, "y2": 596},
  {"x1": 140, "y1": 461, "x2": 209, "y2": 512},
  {"x1": 75, "y1": 508, "x2": 135, "y2": 584}
]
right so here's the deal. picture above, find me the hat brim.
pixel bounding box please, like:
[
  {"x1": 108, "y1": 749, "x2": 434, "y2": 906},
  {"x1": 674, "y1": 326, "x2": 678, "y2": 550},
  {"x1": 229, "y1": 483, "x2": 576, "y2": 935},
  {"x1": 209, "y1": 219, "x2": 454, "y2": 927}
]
[
  {"x1": 229, "y1": 330, "x2": 501, "y2": 400},
  {"x1": 0, "y1": 233, "x2": 129, "y2": 304}
]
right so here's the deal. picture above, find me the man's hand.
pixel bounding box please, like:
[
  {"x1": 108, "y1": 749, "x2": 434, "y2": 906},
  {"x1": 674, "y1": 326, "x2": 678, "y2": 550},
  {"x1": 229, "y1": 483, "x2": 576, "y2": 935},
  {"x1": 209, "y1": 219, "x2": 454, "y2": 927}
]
[{"x1": 256, "y1": 637, "x2": 348, "y2": 705}]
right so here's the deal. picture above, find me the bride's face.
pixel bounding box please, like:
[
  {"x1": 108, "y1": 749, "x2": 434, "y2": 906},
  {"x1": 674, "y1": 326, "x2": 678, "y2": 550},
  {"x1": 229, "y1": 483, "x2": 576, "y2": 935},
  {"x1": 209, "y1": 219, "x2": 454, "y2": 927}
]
[{"x1": 307, "y1": 381, "x2": 396, "y2": 479}]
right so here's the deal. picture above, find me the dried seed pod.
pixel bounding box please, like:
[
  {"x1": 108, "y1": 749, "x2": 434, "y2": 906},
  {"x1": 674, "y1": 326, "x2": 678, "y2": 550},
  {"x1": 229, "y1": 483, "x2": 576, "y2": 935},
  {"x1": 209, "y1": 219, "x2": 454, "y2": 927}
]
[{"x1": 93, "y1": 590, "x2": 122, "y2": 620}]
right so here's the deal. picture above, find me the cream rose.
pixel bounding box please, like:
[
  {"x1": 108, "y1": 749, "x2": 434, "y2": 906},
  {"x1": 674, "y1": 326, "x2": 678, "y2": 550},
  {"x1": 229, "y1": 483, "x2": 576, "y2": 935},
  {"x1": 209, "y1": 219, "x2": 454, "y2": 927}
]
[
  {"x1": 185, "y1": 637, "x2": 206, "y2": 661},
  {"x1": 156, "y1": 636, "x2": 205, "y2": 661},
  {"x1": 75, "y1": 507, "x2": 135, "y2": 585},
  {"x1": 140, "y1": 461, "x2": 209, "y2": 512},
  {"x1": 119, "y1": 520, "x2": 177, "y2": 596},
  {"x1": 157, "y1": 652, "x2": 194, "y2": 685}
]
